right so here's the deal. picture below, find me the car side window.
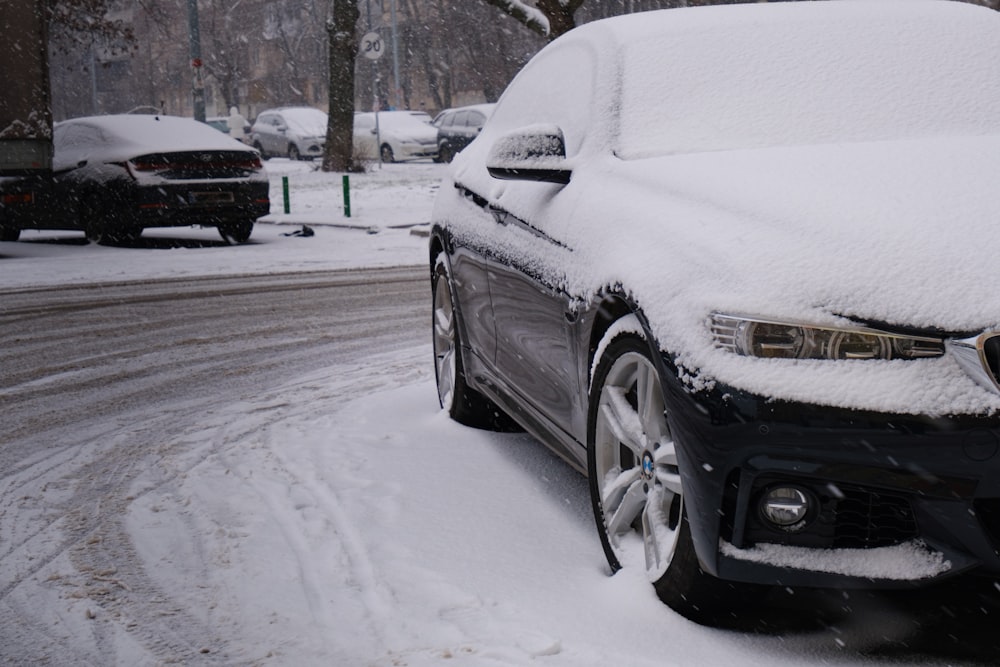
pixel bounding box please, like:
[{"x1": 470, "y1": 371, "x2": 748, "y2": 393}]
[
  {"x1": 488, "y1": 42, "x2": 596, "y2": 157},
  {"x1": 468, "y1": 112, "x2": 485, "y2": 128}
]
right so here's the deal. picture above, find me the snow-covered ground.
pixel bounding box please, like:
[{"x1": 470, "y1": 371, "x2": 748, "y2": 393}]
[{"x1": 1, "y1": 160, "x2": 992, "y2": 665}]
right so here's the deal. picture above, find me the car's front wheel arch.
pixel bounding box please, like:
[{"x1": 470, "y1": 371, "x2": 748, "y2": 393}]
[{"x1": 586, "y1": 316, "x2": 764, "y2": 623}]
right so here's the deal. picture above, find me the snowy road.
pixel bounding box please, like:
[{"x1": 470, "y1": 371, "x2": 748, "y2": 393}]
[
  {"x1": 2, "y1": 266, "x2": 998, "y2": 665},
  {"x1": 1, "y1": 268, "x2": 430, "y2": 663}
]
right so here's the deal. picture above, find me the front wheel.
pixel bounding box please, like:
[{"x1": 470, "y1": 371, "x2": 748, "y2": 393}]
[
  {"x1": 288, "y1": 144, "x2": 300, "y2": 161},
  {"x1": 588, "y1": 327, "x2": 756, "y2": 624},
  {"x1": 380, "y1": 144, "x2": 395, "y2": 163},
  {"x1": 438, "y1": 143, "x2": 455, "y2": 164}
]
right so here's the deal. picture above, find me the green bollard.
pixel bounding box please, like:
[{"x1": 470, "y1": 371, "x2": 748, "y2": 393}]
[
  {"x1": 282, "y1": 176, "x2": 290, "y2": 214},
  {"x1": 342, "y1": 174, "x2": 351, "y2": 218}
]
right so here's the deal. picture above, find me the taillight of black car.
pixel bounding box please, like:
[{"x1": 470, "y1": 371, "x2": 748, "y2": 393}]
[
  {"x1": 127, "y1": 151, "x2": 263, "y2": 180},
  {"x1": 1, "y1": 192, "x2": 34, "y2": 206}
]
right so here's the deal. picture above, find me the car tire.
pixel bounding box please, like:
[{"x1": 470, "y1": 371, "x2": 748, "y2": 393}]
[
  {"x1": 288, "y1": 144, "x2": 300, "y2": 161},
  {"x1": 0, "y1": 226, "x2": 20, "y2": 242},
  {"x1": 81, "y1": 195, "x2": 111, "y2": 244},
  {"x1": 587, "y1": 328, "x2": 757, "y2": 624},
  {"x1": 218, "y1": 220, "x2": 254, "y2": 244},
  {"x1": 438, "y1": 143, "x2": 455, "y2": 164},
  {"x1": 380, "y1": 144, "x2": 395, "y2": 163},
  {"x1": 432, "y1": 255, "x2": 514, "y2": 430},
  {"x1": 252, "y1": 141, "x2": 266, "y2": 158},
  {"x1": 81, "y1": 194, "x2": 140, "y2": 245}
]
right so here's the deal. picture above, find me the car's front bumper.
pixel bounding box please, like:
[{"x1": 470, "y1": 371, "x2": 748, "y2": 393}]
[
  {"x1": 395, "y1": 142, "x2": 438, "y2": 160},
  {"x1": 668, "y1": 370, "x2": 1000, "y2": 588}
]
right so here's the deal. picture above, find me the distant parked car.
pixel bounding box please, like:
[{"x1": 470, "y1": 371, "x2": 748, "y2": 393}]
[
  {"x1": 353, "y1": 111, "x2": 438, "y2": 163},
  {"x1": 205, "y1": 115, "x2": 250, "y2": 140},
  {"x1": 432, "y1": 104, "x2": 495, "y2": 163},
  {"x1": 250, "y1": 107, "x2": 327, "y2": 160},
  {"x1": 2, "y1": 114, "x2": 269, "y2": 244}
]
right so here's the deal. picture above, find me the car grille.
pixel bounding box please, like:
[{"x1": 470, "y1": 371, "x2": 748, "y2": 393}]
[
  {"x1": 833, "y1": 487, "x2": 918, "y2": 548},
  {"x1": 129, "y1": 151, "x2": 262, "y2": 180},
  {"x1": 741, "y1": 480, "x2": 919, "y2": 549}
]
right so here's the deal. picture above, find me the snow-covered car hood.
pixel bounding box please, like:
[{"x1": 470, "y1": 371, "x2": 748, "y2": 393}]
[{"x1": 605, "y1": 135, "x2": 1000, "y2": 334}]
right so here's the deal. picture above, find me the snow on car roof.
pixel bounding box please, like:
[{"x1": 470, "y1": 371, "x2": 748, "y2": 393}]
[
  {"x1": 53, "y1": 114, "x2": 252, "y2": 169},
  {"x1": 272, "y1": 107, "x2": 327, "y2": 135},
  {"x1": 358, "y1": 111, "x2": 432, "y2": 125},
  {"x1": 605, "y1": 0, "x2": 1000, "y2": 157}
]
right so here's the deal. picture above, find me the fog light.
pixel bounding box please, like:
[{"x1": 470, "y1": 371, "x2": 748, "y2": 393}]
[{"x1": 759, "y1": 486, "x2": 811, "y2": 530}]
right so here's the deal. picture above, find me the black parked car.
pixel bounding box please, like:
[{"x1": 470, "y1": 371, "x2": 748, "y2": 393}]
[
  {"x1": 429, "y1": 1, "x2": 1000, "y2": 625},
  {"x1": 432, "y1": 104, "x2": 494, "y2": 163},
  {"x1": 2, "y1": 114, "x2": 269, "y2": 244}
]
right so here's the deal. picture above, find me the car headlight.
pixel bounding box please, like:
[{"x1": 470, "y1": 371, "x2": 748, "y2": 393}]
[{"x1": 710, "y1": 314, "x2": 945, "y2": 360}]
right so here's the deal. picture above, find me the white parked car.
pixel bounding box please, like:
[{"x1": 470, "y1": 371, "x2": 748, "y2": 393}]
[{"x1": 353, "y1": 111, "x2": 438, "y2": 162}]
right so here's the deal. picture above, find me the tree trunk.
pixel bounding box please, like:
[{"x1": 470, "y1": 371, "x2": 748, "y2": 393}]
[
  {"x1": 323, "y1": 0, "x2": 359, "y2": 172},
  {"x1": 536, "y1": 0, "x2": 583, "y2": 40}
]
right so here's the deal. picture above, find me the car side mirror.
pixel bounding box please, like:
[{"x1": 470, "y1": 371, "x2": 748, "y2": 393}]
[{"x1": 486, "y1": 126, "x2": 571, "y2": 184}]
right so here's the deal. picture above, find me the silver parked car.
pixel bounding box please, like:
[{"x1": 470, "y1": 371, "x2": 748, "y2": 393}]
[{"x1": 250, "y1": 107, "x2": 327, "y2": 160}]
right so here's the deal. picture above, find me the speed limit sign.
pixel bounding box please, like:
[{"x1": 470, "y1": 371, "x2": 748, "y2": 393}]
[{"x1": 361, "y1": 32, "x2": 384, "y2": 61}]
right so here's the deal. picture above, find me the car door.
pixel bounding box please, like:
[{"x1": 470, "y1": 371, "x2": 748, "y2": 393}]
[
  {"x1": 260, "y1": 114, "x2": 280, "y2": 155},
  {"x1": 459, "y1": 111, "x2": 485, "y2": 151},
  {"x1": 353, "y1": 114, "x2": 376, "y2": 159},
  {"x1": 486, "y1": 209, "x2": 582, "y2": 435},
  {"x1": 480, "y1": 42, "x2": 599, "y2": 438}
]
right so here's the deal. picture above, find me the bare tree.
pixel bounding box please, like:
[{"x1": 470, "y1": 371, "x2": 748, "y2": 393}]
[
  {"x1": 264, "y1": 0, "x2": 329, "y2": 104},
  {"x1": 44, "y1": 0, "x2": 136, "y2": 54},
  {"x1": 323, "y1": 0, "x2": 360, "y2": 172},
  {"x1": 201, "y1": 0, "x2": 255, "y2": 113},
  {"x1": 478, "y1": 0, "x2": 584, "y2": 41}
]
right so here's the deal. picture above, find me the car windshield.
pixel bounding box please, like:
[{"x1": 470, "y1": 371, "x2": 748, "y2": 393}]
[
  {"x1": 616, "y1": 5, "x2": 1000, "y2": 158},
  {"x1": 281, "y1": 108, "x2": 327, "y2": 136}
]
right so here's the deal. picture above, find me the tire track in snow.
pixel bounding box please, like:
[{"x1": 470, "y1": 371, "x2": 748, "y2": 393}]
[{"x1": 0, "y1": 268, "x2": 429, "y2": 664}]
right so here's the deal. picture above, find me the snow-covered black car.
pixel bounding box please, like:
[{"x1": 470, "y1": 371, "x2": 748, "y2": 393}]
[
  {"x1": 4, "y1": 114, "x2": 269, "y2": 244},
  {"x1": 429, "y1": 1, "x2": 1000, "y2": 624},
  {"x1": 432, "y1": 104, "x2": 495, "y2": 163}
]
